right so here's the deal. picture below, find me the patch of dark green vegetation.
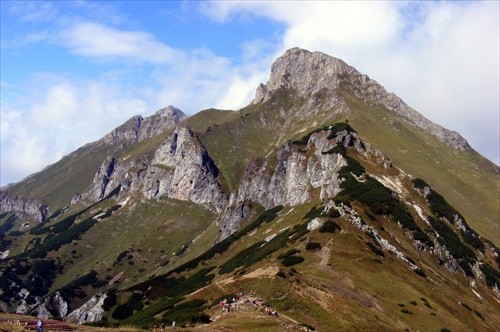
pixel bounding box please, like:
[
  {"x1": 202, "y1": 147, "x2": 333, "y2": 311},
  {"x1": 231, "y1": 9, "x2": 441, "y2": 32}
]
[
  {"x1": 122, "y1": 297, "x2": 182, "y2": 328},
  {"x1": 114, "y1": 249, "x2": 132, "y2": 266},
  {"x1": 428, "y1": 216, "x2": 476, "y2": 276},
  {"x1": 100, "y1": 204, "x2": 121, "y2": 218},
  {"x1": 281, "y1": 255, "x2": 305, "y2": 267},
  {"x1": 365, "y1": 241, "x2": 385, "y2": 257},
  {"x1": 45, "y1": 208, "x2": 65, "y2": 221},
  {"x1": 117, "y1": 267, "x2": 217, "y2": 326},
  {"x1": 24, "y1": 259, "x2": 61, "y2": 297},
  {"x1": 319, "y1": 220, "x2": 342, "y2": 233},
  {"x1": 278, "y1": 249, "x2": 300, "y2": 260},
  {"x1": 304, "y1": 205, "x2": 325, "y2": 220},
  {"x1": 0, "y1": 213, "x2": 17, "y2": 234},
  {"x1": 474, "y1": 309, "x2": 485, "y2": 321},
  {"x1": 30, "y1": 213, "x2": 77, "y2": 236},
  {"x1": 23, "y1": 216, "x2": 98, "y2": 259},
  {"x1": 412, "y1": 178, "x2": 429, "y2": 190},
  {"x1": 57, "y1": 270, "x2": 103, "y2": 300},
  {"x1": 219, "y1": 240, "x2": 266, "y2": 274},
  {"x1": 130, "y1": 267, "x2": 216, "y2": 301},
  {"x1": 165, "y1": 206, "x2": 284, "y2": 275},
  {"x1": 276, "y1": 270, "x2": 287, "y2": 278},
  {"x1": 460, "y1": 302, "x2": 472, "y2": 311},
  {"x1": 161, "y1": 299, "x2": 210, "y2": 327},
  {"x1": 392, "y1": 204, "x2": 432, "y2": 246},
  {"x1": 479, "y1": 263, "x2": 500, "y2": 288},
  {"x1": 412, "y1": 178, "x2": 484, "y2": 252},
  {"x1": 112, "y1": 292, "x2": 144, "y2": 320},
  {"x1": 0, "y1": 235, "x2": 11, "y2": 253},
  {"x1": 102, "y1": 289, "x2": 117, "y2": 311},
  {"x1": 219, "y1": 219, "x2": 310, "y2": 274},
  {"x1": 326, "y1": 207, "x2": 341, "y2": 218},
  {"x1": 423, "y1": 302, "x2": 432, "y2": 309},
  {"x1": 175, "y1": 244, "x2": 188, "y2": 256},
  {"x1": 440, "y1": 328, "x2": 452, "y2": 332},
  {"x1": 305, "y1": 242, "x2": 322, "y2": 251}
]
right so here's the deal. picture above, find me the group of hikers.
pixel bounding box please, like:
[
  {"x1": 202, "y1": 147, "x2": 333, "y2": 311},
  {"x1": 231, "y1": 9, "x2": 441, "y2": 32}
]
[
  {"x1": 153, "y1": 321, "x2": 176, "y2": 331},
  {"x1": 218, "y1": 290, "x2": 279, "y2": 317}
]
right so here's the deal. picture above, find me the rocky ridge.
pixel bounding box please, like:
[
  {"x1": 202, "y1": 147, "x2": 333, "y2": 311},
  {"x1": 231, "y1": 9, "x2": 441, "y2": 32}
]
[
  {"x1": 0, "y1": 106, "x2": 185, "y2": 222},
  {"x1": 0, "y1": 192, "x2": 49, "y2": 223},
  {"x1": 100, "y1": 105, "x2": 185, "y2": 147},
  {"x1": 254, "y1": 48, "x2": 469, "y2": 151},
  {"x1": 83, "y1": 126, "x2": 227, "y2": 214}
]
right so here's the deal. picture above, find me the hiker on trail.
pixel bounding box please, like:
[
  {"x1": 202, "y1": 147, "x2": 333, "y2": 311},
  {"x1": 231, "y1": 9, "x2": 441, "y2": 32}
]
[
  {"x1": 153, "y1": 323, "x2": 157, "y2": 332},
  {"x1": 161, "y1": 322, "x2": 165, "y2": 331},
  {"x1": 171, "y1": 321, "x2": 176, "y2": 330},
  {"x1": 37, "y1": 320, "x2": 43, "y2": 332}
]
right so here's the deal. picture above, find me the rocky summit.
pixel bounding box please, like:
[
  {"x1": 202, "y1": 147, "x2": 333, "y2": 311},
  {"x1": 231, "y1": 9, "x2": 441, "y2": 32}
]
[{"x1": 0, "y1": 48, "x2": 498, "y2": 331}]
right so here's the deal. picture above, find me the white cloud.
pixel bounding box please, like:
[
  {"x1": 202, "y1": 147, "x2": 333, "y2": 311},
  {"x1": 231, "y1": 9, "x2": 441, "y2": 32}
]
[
  {"x1": 59, "y1": 21, "x2": 180, "y2": 63},
  {"x1": 0, "y1": 73, "x2": 151, "y2": 186}
]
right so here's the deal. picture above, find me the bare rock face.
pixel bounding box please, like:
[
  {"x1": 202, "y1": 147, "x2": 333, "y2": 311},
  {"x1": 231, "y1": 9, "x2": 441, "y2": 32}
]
[
  {"x1": 144, "y1": 126, "x2": 227, "y2": 212},
  {"x1": 84, "y1": 156, "x2": 117, "y2": 202},
  {"x1": 218, "y1": 130, "x2": 348, "y2": 240},
  {"x1": 84, "y1": 126, "x2": 227, "y2": 213},
  {"x1": 254, "y1": 48, "x2": 469, "y2": 151},
  {"x1": 0, "y1": 192, "x2": 49, "y2": 223},
  {"x1": 66, "y1": 293, "x2": 107, "y2": 324},
  {"x1": 35, "y1": 292, "x2": 68, "y2": 319}
]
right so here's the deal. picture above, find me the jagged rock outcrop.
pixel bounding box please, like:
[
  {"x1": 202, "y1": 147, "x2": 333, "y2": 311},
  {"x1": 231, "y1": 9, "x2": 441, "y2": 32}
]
[
  {"x1": 254, "y1": 48, "x2": 469, "y2": 151},
  {"x1": 101, "y1": 106, "x2": 185, "y2": 146},
  {"x1": 219, "y1": 130, "x2": 348, "y2": 239},
  {"x1": 85, "y1": 156, "x2": 117, "y2": 202},
  {"x1": 66, "y1": 293, "x2": 106, "y2": 324},
  {"x1": 0, "y1": 192, "x2": 49, "y2": 223},
  {"x1": 84, "y1": 126, "x2": 227, "y2": 213},
  {"x1": 15, "y1": 291, "x2": 68, "y2": 319},
  {"x1": 34, "y1": 292, "x2": 69, "y2": 319}
]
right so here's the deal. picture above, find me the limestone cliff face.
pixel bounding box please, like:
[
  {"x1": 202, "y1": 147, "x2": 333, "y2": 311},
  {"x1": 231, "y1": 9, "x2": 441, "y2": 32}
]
[
  {"x1": 254, "y1": 48, "x2": 470, "y2": 151},
  {"x1": 66, "y1": 293, "x2": 107, "y2": 324},
  {"x1": 0, "y1": 192, "x2": 49, "y2": 222},
  {"x1": 220, "y1": 130, "x2": 351, "y2": 240},
  {"x1": 84, "y1": 126, "x2": 227, "y2": 213}
]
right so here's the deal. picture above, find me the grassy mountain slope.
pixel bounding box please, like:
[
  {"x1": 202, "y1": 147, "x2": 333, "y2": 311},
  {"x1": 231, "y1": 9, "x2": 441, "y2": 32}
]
[
  {"x1": 3, "y1": 143, "x2": 120, "y2": 211},
  {"x1": 340, "y1": 88, "x2": 499, "y2": 244},
  {"x1": 1, "y1": 49, "x2": 498, "y2": 331},
  {"x1": 98, "y1": 139, "x2": 499, "y2": 330}
]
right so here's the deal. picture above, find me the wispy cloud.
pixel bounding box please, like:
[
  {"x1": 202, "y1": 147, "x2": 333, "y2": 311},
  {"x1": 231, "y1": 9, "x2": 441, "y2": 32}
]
[{"x1": 59, "y1": 21, "x2": 180, "y2": 63}]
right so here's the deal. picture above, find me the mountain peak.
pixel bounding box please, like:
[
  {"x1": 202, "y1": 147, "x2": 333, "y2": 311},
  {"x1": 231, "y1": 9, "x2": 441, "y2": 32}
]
[
  {"x1": 101, "y1": 106, "x2": 185, "y2": 146},
  {"x1": 253, "y1": 47, "x2": 352, "y2": 104},
  {"x1": 254, "y1": 48, "x2": 469, "y2": 151}
]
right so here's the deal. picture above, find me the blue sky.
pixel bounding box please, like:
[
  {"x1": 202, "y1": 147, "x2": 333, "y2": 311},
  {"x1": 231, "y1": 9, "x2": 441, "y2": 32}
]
[{"x1": 1, "y1": 1, "x2": 499, "y2": 187}]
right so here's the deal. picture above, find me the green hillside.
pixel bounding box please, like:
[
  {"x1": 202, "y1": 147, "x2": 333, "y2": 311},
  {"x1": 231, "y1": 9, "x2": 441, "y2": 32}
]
[{"x1": 0, "y1": 49, "x2": 498, "y2": 331}]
